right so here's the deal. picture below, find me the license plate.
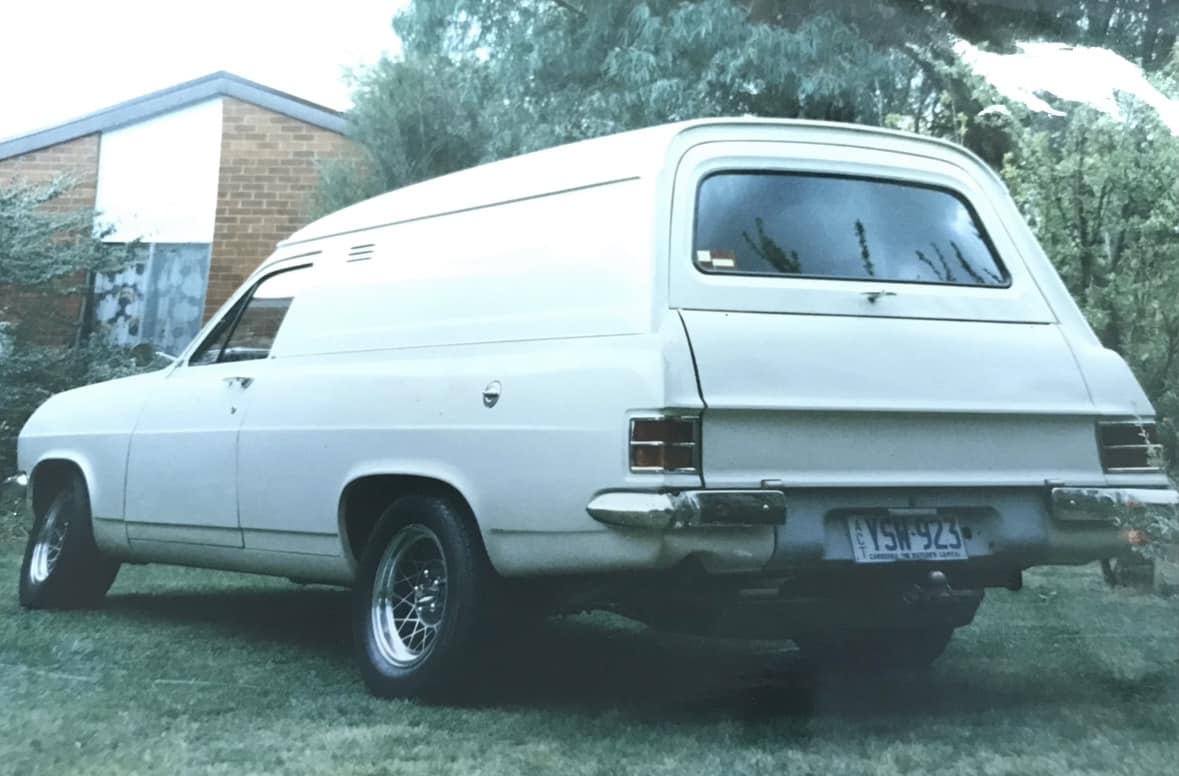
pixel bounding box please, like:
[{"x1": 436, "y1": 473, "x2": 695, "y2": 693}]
[{"x1": 846, "y1": 515, "x2": 968, "y2": 563}]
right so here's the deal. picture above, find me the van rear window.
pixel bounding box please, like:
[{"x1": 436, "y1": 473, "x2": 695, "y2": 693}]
[{"x1": 694, "y1": 172, "x2": 1008, "y2": 287}]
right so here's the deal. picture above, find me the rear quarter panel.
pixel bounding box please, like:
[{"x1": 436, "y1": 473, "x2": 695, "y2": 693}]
[{"x1": 237, "y1": 177, "x2": 705, "y2": 575}]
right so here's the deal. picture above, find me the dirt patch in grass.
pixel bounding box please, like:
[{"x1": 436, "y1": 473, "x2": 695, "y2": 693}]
[{"x1": 0, "y1": 548, "x2": 1176, "y2": 776}]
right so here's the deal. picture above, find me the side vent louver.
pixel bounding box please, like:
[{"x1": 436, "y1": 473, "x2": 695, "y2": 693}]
[{"x1": 347, "y1": 244, "x2": 376, "y2": 262}]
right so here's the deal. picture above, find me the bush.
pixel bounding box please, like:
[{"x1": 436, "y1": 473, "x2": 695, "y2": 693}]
[
  {"x1": 0, "y1": 177, "x2": 156, "y2": 478},
  {"x1": 0, "y1": 341, "x2": 164, "y2": 476},
  {"x1": 1001, "y1": 94, "x2": 1179, "y2": 561}
]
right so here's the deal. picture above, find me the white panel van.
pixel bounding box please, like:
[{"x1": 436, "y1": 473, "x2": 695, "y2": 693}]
[{"x1": 16, "y1": 119, "x2": 1177, "y2": 698}]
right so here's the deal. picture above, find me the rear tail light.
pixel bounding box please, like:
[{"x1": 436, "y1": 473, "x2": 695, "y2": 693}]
[
  {"x1": 629, "y1": 416, "x2": 700, "y2": 473},
  {"x1": 1097, "y1": 419, "x2": 1164, "y2": 473}
]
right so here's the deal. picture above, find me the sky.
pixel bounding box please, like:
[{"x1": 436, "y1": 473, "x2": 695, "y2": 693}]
[
  {"x1": 0, "y1": 0, "x2": 410, "y2": 141},
  {"x1": 957, "y1": 40, "x2": 1179, "y2": 134}
]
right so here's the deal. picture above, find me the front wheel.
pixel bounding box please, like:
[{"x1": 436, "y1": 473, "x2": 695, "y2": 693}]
[
  {"x1": 19, "y1": 474, "x2": 119, "y2": 609},
  {"x1": 353, "y1": 495, "x2": 492, "y2": 700}
]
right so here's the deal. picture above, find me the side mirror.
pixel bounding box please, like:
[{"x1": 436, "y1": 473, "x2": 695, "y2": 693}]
[{"x1": 129, "y1": 343, "x2": 176, "y2": 367}]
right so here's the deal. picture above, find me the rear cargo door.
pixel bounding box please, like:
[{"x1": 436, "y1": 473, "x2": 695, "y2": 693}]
[{"x1": 668, "y1": 139, "x2": 1102, "y2": 488}]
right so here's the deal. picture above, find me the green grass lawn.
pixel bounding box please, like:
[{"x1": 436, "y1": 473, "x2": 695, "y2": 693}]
[{"x1": 0, "y1": 523, "x2": 1176, "y2": 776}]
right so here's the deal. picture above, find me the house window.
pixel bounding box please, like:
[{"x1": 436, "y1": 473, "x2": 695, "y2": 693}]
[{"x1": 91, "y1": 242, "x2": 211, "y2": 355}]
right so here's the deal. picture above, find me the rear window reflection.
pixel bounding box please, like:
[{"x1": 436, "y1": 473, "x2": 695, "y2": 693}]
[{"x1": 694, "y1": 172, "x2": 1008, "y2": 287}]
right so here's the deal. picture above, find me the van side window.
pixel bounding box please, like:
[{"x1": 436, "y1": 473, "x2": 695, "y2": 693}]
[
  {"x1": 188, "y1": 265, "x2": 312, "y2": 365},
  {"x1": 188, "y1": 295, "x2": 247, "y2": 366},
  {"x1": 694, "y1": 172, "x2": 1008, "y2": 287}
]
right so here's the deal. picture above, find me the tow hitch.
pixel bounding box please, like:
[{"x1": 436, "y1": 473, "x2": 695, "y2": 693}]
[{"x1": 902, "y1": 569, "x2": 953, "y2": 605}]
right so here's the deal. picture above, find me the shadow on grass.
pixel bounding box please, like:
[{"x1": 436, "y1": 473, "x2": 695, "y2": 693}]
[
  {"x1": 104, "y1": 587, "x2": 353, "y2": 660},
  {"x1": 95, "y1": 584, "x2": 1120, "y2": 722}
]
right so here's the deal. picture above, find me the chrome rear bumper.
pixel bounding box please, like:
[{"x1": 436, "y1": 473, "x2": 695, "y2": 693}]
[
  {"x1": 1051, "y1": 486, "x2": 1179, "y2": 523},
  {"x1": 586, "y1": 489, "x2": 787, "y2": 529}
]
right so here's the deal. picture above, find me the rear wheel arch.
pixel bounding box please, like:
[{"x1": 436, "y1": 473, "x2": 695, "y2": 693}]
[
  {"x1": 352, "y1": 492, "x2": 499, "y2": 699},
  {"x1": 339, "y1": 474, "x2": 486, "y2": 570}
]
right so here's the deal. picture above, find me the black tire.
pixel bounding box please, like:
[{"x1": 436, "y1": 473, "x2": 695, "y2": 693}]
[
  {"x1": 795, "y1": 625, "x2": 956, "y2": 672},
  {"x1": 19, "y1": 473, "x2": 119, "y2": 609},
  {"x1": 352, "y1": 494, "x2": 493, "y2": 700}
]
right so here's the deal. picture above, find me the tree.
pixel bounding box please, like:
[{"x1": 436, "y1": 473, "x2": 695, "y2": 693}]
[
  {"x1": 995, "y1": 64, "x2": 1179, "y2": 563},
  {"x1": 0, "y1": 177, "x2": 117, "y2": 321},
  {"x1": 1004, "y1": 98, "x2": 1179, "y2": 453},
  {"x1": 314, "y1": 57, "x2": 488, "y2": 215},
  {"x1": 400, "y1": 0, "x2": 970, "y2": 137},
  {"x1": 326, "y1": 0, "x2": 997, "y2": 202},
  {"x1": 0, "y1": 177, "x2": 146, "y2": 476},
  {"x1": 380, "y1": 0, "x2": 1179, "y2": 173}
]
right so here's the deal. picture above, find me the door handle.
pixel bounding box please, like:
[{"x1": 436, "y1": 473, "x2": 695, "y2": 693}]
[{"x1": 223, "y1": 376, "x2": 254, "y2": 389}]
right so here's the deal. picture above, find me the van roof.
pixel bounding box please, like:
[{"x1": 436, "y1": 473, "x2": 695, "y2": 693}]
[{"x1": 282, "y1": 117, "x2": 993, "y2": 247}]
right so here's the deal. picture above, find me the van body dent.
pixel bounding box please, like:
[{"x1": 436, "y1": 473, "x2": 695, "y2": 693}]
[{"x1": 17, "y1": 119, "x2": 1177, "y2": 695}]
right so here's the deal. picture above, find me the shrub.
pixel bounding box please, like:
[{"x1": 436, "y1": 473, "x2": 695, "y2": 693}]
[{"x1": 0, "y1": 177, "x2": 154, "y2": 477}]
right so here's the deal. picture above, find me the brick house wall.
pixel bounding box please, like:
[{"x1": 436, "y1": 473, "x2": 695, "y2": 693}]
[
  {"x1": 206, "y1": 98, "x2": 356, "y2": 320},
  {"x1": 2, "y1": 73, "x2": 358, "y2": 346},
  {"x1": 0, "y1": 133, "x2": 100, "y2": 195},
  {"x1": 0, "y1": 134, "x2": 101, "y2": 341}
]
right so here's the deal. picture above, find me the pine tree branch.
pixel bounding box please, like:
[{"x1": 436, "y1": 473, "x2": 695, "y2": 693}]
[{"x1": 550, "y1": 0, "x2": 585, "y2": 18}]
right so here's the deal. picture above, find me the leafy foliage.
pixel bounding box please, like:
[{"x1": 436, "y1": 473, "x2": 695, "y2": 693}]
[
  {"x1": 331, "y1": 1, "x2": 1052, "y2": 202},
  {"x1": 1004, "y1": 102, "x2": 1179, "y2": 453},
  {"x1": 0, "y1": 177, "x2": 150, "y2": 476},
  {"x1": 333, "y1": 1, "x2": 1179, "y2": 197},
  {"x1": 314, "y1": 57, "x2": 487, "y2": 214},
  {"x1": 0, "y1": 177, "x2": 121, "y2": 293}
]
